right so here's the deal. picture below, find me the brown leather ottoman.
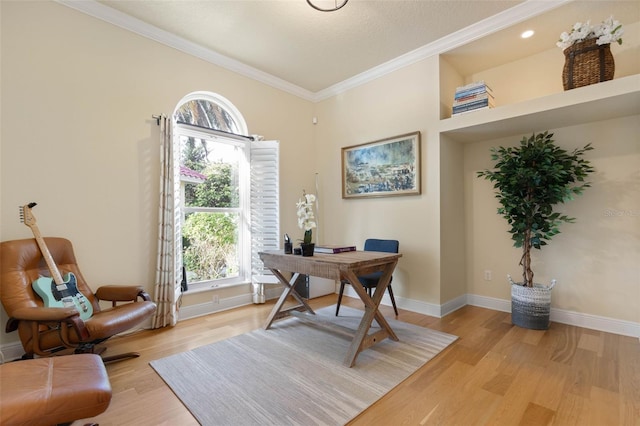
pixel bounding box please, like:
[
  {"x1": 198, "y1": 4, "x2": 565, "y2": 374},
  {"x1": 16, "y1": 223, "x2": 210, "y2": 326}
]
[{"x1": 0, "y1": 353, "x2": 112, "y2": 426}]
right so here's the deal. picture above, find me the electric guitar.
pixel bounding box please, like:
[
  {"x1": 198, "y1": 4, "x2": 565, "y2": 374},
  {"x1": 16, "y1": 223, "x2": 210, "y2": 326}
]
[{"x1": 20, "y1": 203, "x2": 93, "y2": 320}]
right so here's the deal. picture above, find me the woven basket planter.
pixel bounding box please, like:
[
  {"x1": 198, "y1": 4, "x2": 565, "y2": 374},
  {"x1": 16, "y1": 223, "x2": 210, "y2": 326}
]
[
  {"x1": 511, "y1": 282, "x2": 555, "y2": 330},
  {"x1": 563, "y1": 38, "x2": 614, "y2": 90}
]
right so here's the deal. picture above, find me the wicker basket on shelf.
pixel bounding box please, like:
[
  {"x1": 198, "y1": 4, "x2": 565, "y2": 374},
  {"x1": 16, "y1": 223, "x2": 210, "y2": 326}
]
[{"x1": 562, "y1": 38, "x2": 615, "y2": 90}]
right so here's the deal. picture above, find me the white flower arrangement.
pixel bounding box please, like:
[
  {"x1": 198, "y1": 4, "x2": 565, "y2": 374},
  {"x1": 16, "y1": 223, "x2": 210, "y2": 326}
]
[
  {"x1": 296, "y1": 191, "x2": 316, "y2": 244},
  {"x1": 557, "y1": 16, "x2": 623, "y2": 50}
]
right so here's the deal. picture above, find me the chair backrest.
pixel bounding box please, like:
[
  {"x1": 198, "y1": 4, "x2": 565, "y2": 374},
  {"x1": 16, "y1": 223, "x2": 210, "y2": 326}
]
[
  {"x1": 363, "y1": 239, "x2": 399, "y2": 254},
  {"x1": 0, "y1": 237, "x2": 99, "y2": 318}
]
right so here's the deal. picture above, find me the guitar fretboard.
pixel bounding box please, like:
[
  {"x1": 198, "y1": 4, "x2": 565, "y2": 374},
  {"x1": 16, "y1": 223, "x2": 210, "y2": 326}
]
[{"x1": 21, "y1": 205, "x2": 64, "y2": 284}]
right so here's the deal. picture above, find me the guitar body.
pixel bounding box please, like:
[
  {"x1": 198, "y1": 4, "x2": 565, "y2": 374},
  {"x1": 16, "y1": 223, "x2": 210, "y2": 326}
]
[{"x1": 32, "y1": 272, "x2": 93, "y2": 321}]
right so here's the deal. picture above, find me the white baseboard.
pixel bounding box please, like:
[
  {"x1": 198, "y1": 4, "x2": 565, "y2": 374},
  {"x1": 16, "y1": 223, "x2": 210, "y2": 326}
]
[
  {"x1": 301, "y1": 287, "x2": 640, "y2": 338},
  {"x1": 6, "y1": 290, "x2": 634, "y2": 360},
  {"x1": 440, "y1": 294, "x2": 468, "y2": 317},
  {"x1": 341, "y1": 286, "x2": 446, "y2": 317},
  {"x1": 549, "y1": 307, "x2": 640, "y2": 338},
  {"x1": 179, "y1": 293, "x2": 255, "y2": 320},
  {"x1": 466, "y1": 293, "x2": 511, "y2": 313},
  {"x1": 0, "y1": 342, "x2": 25, "y2": 363},
  {"x1": 0, "y1": 322, "x2": 152, "y2": 364},
  {"x1": 465, "y1": 293, "x2": 639, "y2": 338}
]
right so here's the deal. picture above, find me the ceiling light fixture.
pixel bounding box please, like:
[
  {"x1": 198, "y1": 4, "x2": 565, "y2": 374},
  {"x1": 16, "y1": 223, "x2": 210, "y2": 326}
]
[
  {"x1": 307, "y1": 0, "x2": 349, "y2": 12},
  {"x1": 521, "y1": 30, "x2": 535, "y2": 39}
]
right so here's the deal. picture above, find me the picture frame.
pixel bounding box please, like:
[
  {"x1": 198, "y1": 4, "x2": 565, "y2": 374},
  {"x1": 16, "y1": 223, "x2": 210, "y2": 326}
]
[{"x1": 341, "y1": 131, "x2": 421, "y2": 199}]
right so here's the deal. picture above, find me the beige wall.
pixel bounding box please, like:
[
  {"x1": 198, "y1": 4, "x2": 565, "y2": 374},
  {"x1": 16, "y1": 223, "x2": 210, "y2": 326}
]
[
  {"x1": 456, "y1": 26, "x2": 639, "y2": 324},
  {"x1": 439, "y1": 138, "x2": 466, "y2": 303},
  {"x1": 1, "y1": 1, "x2": 638, "y2": 350},
  {"x1": 465, "y1": 116, "x2": 639, "y2": 322},
  {"x1": 313, "y1": 59, "x2": 443, "y2": 305},
  {"x1": 0, "y1": 1, "x2": 314, "y2": 343}
]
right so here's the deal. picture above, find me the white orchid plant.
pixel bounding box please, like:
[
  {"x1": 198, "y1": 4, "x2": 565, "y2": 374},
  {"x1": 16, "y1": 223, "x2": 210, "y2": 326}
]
[
  {"x1": 296, "y1": 190, "x2": 317, "y2": 244},
  {"x1": 557, "y1": 16, "x2": 623, "y2": 50}
]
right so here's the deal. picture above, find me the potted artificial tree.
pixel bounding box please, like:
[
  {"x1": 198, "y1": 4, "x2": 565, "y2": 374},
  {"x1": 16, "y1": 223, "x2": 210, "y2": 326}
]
[{"x1": 477, "y1": 131, "x2": 594, "y2": 329}]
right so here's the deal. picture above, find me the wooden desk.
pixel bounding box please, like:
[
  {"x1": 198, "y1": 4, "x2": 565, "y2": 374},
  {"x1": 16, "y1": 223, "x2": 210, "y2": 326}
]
[{"x1": 258, "y1": 250, "x2": 402, "y2": 367}]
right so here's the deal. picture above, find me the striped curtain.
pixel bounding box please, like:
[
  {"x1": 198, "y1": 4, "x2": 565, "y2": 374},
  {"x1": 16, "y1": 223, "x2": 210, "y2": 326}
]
[{"x1": 151, "y1": 115, "x2": 181, "y2": 328}]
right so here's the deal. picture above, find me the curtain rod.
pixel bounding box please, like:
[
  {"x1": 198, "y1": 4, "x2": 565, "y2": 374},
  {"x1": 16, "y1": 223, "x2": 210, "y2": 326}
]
[
  {"x1": 151, "y1": 115, "x2": 254, "y2": 141},
  {"x1": 176, "y1": 121, "x2": 255, "y2": 141}
]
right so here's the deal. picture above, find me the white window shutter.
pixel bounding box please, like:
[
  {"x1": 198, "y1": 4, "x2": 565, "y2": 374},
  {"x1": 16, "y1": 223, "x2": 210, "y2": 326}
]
[{"x1": 250, "y1": 140, "x2": 280, "y2": 277}]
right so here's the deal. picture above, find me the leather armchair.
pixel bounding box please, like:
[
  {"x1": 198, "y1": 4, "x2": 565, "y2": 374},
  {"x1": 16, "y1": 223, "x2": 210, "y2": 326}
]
[{"x1": 0, "y1": 237, "x2": 157, "y2": 362}]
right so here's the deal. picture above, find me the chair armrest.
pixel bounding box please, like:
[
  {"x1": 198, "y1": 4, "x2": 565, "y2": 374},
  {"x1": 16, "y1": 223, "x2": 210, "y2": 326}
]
[
  {"x1": 11, "y1": 306, "x2": 80, "y2": 322},
  {"x1": 8, "y1": 307, "x2": 90, "y2": 340},
  {"x1": 95, "y1": 285, "x2": 152, "y2": 302}
]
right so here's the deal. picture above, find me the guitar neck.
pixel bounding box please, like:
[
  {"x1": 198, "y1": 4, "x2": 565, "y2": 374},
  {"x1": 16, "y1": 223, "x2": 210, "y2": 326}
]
[{"x1": 30, "y1": 224, "x2": 64, "y2": 285}]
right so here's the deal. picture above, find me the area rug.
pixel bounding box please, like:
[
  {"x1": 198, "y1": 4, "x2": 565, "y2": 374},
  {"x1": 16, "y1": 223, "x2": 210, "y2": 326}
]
[{"x1": 150, "y1": 306, "x2": 457, "y2": 426}]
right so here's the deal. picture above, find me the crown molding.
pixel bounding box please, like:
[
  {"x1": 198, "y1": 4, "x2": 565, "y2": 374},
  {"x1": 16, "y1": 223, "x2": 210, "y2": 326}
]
[
  {"x1": 56, "y1": 0, "x2": 570, "y2": 103},
  {"x1": 312, "y1": 0, "x2": 571, "y2": 102},
  {"x1": 54, "y1": 0, "x2": 316, "y2": 101}
]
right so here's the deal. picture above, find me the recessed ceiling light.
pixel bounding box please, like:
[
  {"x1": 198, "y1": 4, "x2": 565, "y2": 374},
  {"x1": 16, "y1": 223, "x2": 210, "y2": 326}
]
[{"x1": 521, "y1": 30, "x2": 535, "y2": 39}]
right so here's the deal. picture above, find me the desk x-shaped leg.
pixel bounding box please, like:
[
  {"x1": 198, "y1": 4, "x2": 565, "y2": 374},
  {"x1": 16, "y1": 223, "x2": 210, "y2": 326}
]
[
  {"x1": 341, "y1": 259, "x2": 399, "y2": 367},
  {"x1": 263, "y1": 269, "x2": 315, "y2": 330}
]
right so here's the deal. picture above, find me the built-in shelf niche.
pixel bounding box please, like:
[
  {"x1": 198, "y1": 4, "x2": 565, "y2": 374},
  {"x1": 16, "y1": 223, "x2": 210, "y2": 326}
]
[
  {"x1": 436, "y1": 2, "x2": 639, "y2": 139},
  {"x1": 439, "y1": 74, "x2": 640, "y2": 144}
]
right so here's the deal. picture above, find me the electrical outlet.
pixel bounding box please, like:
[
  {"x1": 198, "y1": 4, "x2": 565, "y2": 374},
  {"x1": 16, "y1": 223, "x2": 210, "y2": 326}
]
[
  {"x1": 212, "y1": 295, "x2": 220, "y2": 304},
  {"x1": 484, "y1": 270, "x2": 492, "y2": 281}
]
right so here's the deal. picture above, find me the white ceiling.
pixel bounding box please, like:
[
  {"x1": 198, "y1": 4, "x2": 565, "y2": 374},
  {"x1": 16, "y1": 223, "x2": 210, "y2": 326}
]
[{"x1": 61, "y1": 0, "x2": 639, "y2": 101}]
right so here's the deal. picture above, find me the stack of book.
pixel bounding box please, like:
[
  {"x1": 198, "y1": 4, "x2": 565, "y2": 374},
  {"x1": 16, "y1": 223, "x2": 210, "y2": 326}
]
[
  {"x1": 314, "y1": 244, "x2": 356, "y2": 254},
  {"x1": 452, "y1": 81, "x2": 494, "y2": 115}
]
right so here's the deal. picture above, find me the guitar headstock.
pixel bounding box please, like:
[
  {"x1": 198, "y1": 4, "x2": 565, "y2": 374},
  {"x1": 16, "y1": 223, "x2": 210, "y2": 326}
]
[{"x1": 19, "y1": 202, "x2": 38, "y2": 228}]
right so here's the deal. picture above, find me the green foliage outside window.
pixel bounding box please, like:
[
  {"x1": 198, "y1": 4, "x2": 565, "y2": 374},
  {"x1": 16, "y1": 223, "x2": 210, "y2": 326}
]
[
  {"x1": 182, "y1": 212, "x2": 237, "y2": 281},
  {"x1": 190, "y1": 163, "x2": 238, "y2": 208},
  {"x1": 182, "y1": 139, "x2": 240, "y2": 283}
]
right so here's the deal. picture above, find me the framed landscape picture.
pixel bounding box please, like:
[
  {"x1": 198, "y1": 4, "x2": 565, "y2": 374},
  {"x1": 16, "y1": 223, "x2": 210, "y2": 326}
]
[{"x1": 341, "y1": 131, "x2": 421, "y2": 199}]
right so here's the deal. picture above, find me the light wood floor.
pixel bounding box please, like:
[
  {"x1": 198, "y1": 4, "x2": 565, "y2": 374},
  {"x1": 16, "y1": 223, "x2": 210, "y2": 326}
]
[{"x1": 77, "y1": 294, "x2": 639, "y2": 425}]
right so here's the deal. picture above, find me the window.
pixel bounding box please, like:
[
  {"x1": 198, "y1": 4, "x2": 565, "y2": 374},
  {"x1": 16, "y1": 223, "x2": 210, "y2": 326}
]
[{"x1": 173, "y1": 92, "x2": 279, "y2": 291}]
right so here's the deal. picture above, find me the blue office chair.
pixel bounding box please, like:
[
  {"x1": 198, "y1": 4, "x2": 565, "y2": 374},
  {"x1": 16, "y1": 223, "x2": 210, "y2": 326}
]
[{"x1": 336, "y1": 238, "x2": 399, "y2": 316}]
